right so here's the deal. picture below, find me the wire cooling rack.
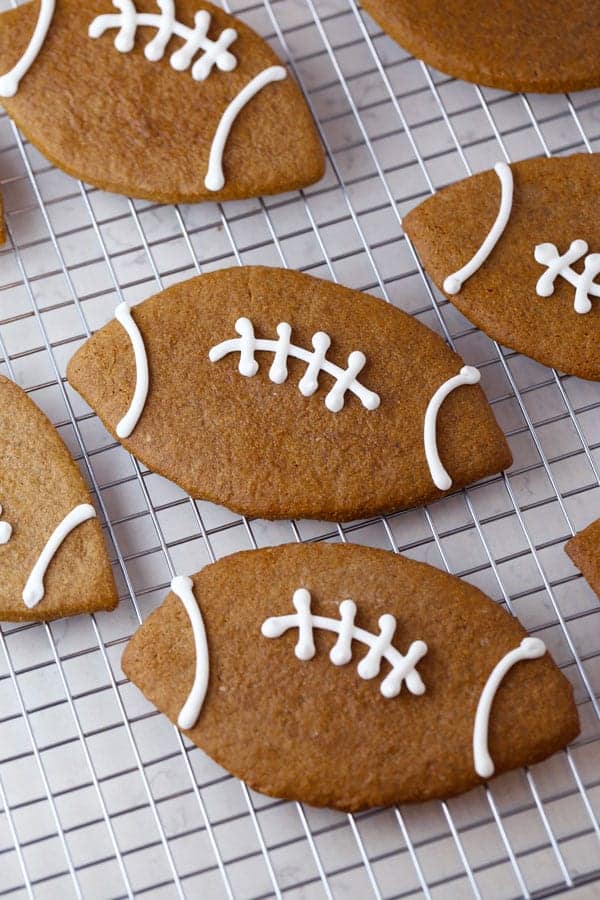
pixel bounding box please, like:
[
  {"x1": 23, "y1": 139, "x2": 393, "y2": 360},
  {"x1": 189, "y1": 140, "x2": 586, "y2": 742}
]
[{"x1": 0, "y1": 1, "x2": 599, "y2": 897}]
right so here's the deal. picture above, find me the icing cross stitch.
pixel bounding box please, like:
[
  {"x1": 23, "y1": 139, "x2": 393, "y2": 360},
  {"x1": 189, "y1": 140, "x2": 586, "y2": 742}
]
[
  {"x1": 0, "y1": 503, "x2": 12, "y2": 545},
  {"x1": 209, "y1": 317, "x2": 381, "y2": 412},
  {"x1": 89, "y1": 0, "x2": 238, "y2": 81},
  {"x1": 534, "y1": 239, "x2": 600, "y2": 314},
  {"x1": 261, "y1": 588, "x2": 428, "y2": 698}
]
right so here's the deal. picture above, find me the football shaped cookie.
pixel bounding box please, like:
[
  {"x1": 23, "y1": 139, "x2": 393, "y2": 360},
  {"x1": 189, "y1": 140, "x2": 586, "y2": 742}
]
[
  {"x1": 565, "y1": 519, "x2": 600, "y2": 598},
  {"x1": 66, "y1": 266, "x2": 511, "y2": 521},
  {"x1": 360, "y1": 1, "x2": 600, "y2": 94},
  {"x1": 0, "y1": 0, "x2": 324, "y2": 202},
  {"x1": 403, "y1": 155, "x2": 600, "y2": 381},
  {"x1": 0, "y1": 375, "x2": 117, "y2": 622},
  {"x1": 122, "y1": 542, "x2": 579, "y2": 810}
]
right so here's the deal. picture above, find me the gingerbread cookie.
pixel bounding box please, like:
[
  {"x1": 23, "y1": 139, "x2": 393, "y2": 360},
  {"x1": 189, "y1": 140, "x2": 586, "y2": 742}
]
[
  {"x1": 0, "y1": 375, "x2": 118, "y2": 622},
  {"x1": 67, "y1": 266, "x2": 511, "y2": 521},
  {"x1": 122, "y1": 542, "x2": 579, "y2": 810},
  {"x1": 565, "y1": 519, "x2": 600, "y2": 598},
  {"x1": 0, "y1": 0, "x2": 324, "y2": 202},
  {"x1": 360, "y1": 1, "x2": 600, "y2": 94},
  {"x1": 403, "y1": 155, "x2": 600, "y2": 381}
]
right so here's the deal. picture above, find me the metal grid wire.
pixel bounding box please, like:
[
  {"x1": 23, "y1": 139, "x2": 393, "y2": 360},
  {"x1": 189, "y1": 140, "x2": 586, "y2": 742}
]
[{"x1": 0, "y1": 0, "x2": 599, "y2": 896}]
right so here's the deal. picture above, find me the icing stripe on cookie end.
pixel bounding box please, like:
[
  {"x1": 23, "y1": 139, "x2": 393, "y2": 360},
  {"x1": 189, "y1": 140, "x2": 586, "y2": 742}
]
[
  {"x1": 473, "y1": 636, "x2": 546, "y2": 778},
  {"x1": 0, "y1": 0, "x2": 55, "y2": 98},
  {"x1": 115, "y1": 302, "x2": 149, "y2": 439},
  {"x1": 443, "y1": 162, "x2": 513, "y2": 295},
  {"x1": 22, "y1": 503, "x2": 96, "y2": 609},
  {"x1": 424, "y1": 365, "x2": 481, "y2": 491},
  {"x1": 204, "y1": 65, "x2": 287, "y2": 192},
  {"x1": 0, "y1": 503, "x2": 12, "y2": 545},
  {"x1": 172, "y1": 575, "x2": 210, "y2": 731}
]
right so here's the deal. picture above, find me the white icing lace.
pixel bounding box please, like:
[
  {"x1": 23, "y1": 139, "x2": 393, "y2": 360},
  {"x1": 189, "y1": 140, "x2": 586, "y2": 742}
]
[
  {"x1": 534, "y1": 239, "x2": 600, "y2": 314},
  {"x1": 261, "y1": 588, "x2": 428, "y2": 698},
  {"x1": 209, "y1": 317, "x2": 380, "y2": 412},
  {"x1": 89, "y1": 0, "x2": 238, "y2": 81},
  {"x1": 0, "y1": 503, "x2": 12, "y2": 545}
]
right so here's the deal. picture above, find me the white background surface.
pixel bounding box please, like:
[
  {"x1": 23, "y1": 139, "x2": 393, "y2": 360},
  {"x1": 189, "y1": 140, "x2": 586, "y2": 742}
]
[{"x1": 0, "y1": 1, "x2": 599, "y2": 897}]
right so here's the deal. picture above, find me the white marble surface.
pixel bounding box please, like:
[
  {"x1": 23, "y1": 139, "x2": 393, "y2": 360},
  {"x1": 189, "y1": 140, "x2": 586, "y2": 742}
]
[{"x1": 0, "y1": 0, "x2": 599, "y2": 898}]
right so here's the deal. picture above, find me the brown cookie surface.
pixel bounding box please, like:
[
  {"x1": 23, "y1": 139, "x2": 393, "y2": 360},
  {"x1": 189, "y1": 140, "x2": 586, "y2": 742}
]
[
  {"x1": 361, "y1": 1, "x2": 600, "y2": 93},
  {"x1": 0, "y1": 0, "x2": 324, "y2": 202},
  {"x1": 122, "y1": 543, "x2": 579, "y2": 810},
  {"x1": 0, "y1": 375, "x2": 117, "y2": 622},
  {"x1": 67, "y1": 266, "x2": 511, "y2": 521},
  {"x1": 565, "y1": 519, "x2": 600, "y2": 598},
  {"x1": 403, "y1": 155, "x2": 600, "y2": 381}
]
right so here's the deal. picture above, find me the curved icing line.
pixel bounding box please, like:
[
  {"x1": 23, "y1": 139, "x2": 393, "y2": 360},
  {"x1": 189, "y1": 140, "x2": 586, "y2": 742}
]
[
  {"x1": 22, "y1": 503, "x2": 96, "y2": 609},
  {"x1": 473, "y1": 637, "x2": 546, "y2": 778},
  {"x1": 89, "y1": 0, "x2": 238, "y2": 81},
  {"x1": 261, "y1": 588, "x2": 428, "y2": 698},
  {"x1": 534, "y1": 239, "x2": 600, "y2": 314},
  {"x1": 115, "y1": 302, "x2": 149, "y2": 439},
  {"x1": 443, "y1": 162, "x2": 513, "y2": 295},
  {"x1": 209, "y1": 317, "x2": 380, "y2": 412},
  {"x1": 424, "y1": 365, "x2": 481, "y2": 491},
  {"x1": 0, "y1": 0, "x2": 55, "y2": 97},
  {"x1": 0, "y1": 503, "x2": 12, "y2": 545},
  {"x1": 205, "y1": 65, "x2": 287, "y2": 192},
  {"x1": 171, "y1": 575, "x2": 210, "y2": 730}
]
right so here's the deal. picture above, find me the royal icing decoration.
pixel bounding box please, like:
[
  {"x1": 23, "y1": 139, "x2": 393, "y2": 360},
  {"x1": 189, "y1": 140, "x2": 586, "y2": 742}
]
[
  {"x1": 171, "y1": 575, "x2": 209, "y2": 730},
  {"x1": 22, "y1": 503, "x2": 96, "y2": 609},
  {"x1": 473, "y1": 636, "x2": 546, "y2": 778},
  {"x1": 443, "y1": 162, "x2": 513, "y2": 295},
  {"x1": 89, "y1": 2, "x2": 287, "y2": 192},
  {"x1": 534, "y1": 240, "x2": 600, "y2": 314},
  {"x1": 204, "y1": 65, "x2": 287, "y2": 191},
  {"x1": 115, "y1": 302, "x2": 149, "y2": 439},
  {"x1": 0, "y1": 0, "x2": 55, "y2": 97},
  {"x1": 89, "y1": 0, "x2": 238, "y2": 81},
  {"x1": 0, "y1": 504, "x2": 12, "y2": 545},
  {"x1": 209, "y1": 317, "x2": 381, "y2": 412},
  {"x1": 261, "y1": 588, "x2": 428, "y2": 698},
  {"x1": 424, "y1": 365, "x2": 481, "y2": 491}
]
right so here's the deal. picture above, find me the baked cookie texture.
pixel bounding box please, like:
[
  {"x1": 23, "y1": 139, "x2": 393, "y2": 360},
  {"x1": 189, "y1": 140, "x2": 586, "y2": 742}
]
[
  {"x1": 0, "y1": 0, "x2": 324, "y2": 202},
  {"x1": 403, "y1": 155, "x2": 600, "y2": 381},
  {"x1": 360, "y1": 1, "x2": 600, "y2": 93},
  {"x1": 0, "y1": 375, "x2": 118, "y2": 622},
  {"x1": 66, "y1": 266, "x2": 512, "y2": 521},
  {"x1": 122, "y1": 543, "x2": 579, "y2": 811},
  {"x1": 565, "y1": 519, "x2": 600, "y2": 598}
]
